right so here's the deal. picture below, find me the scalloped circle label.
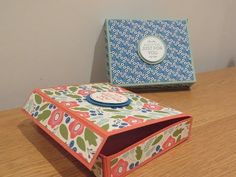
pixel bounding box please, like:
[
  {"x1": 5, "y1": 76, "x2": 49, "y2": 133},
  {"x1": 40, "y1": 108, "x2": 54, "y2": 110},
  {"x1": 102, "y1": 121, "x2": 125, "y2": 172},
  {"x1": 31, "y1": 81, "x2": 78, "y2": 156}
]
[
  {"x1": 138, "y1": 36, "x2": 167, "y2": 64},
  {"x1": 89, "y1": 92, "x2": 129, "y2": 104}
]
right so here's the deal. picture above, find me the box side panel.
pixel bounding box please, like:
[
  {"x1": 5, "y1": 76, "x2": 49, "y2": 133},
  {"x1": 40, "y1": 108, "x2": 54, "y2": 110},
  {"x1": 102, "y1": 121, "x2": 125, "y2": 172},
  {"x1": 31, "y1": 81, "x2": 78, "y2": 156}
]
[
  {"x1": 92, "y1": 156, "x2": 104, "y2": 177},
  {"x1": 23, "y1": 92, "x2": 105, "y2": 169},
  {"x1": 104, "y1": 20, "x2": 112, "y2": 83},
  {"x1": 121, "y1": 82, "x2": 194, "y2": 90},
  {"x1": 108, "y1": 119, "x2": 191, "y2": 177}
]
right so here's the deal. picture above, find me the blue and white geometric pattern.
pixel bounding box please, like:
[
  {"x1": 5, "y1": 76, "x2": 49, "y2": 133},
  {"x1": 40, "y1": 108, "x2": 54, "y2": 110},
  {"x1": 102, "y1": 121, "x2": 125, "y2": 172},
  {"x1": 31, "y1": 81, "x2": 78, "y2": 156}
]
[{"x1": 105, "y1": 19, "x2": 196, "y2": 87}]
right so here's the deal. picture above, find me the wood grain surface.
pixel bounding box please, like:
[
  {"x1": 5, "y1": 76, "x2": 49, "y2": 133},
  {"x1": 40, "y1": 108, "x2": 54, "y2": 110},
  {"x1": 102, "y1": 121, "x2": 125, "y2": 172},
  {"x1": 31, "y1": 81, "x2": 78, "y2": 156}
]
[{"x1": 0, "y1": 67, "x2": 236, "y2": 177}]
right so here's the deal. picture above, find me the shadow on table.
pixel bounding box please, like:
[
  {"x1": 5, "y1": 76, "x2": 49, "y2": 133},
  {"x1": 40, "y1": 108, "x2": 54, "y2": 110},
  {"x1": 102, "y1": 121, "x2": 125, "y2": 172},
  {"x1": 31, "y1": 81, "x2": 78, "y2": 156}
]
[
  {"x1": 128, "y1": 86, "x2": 191, "y2": 93},
  {"x1": 18, "y1": 119, "x2": 95, "y2": 177}
]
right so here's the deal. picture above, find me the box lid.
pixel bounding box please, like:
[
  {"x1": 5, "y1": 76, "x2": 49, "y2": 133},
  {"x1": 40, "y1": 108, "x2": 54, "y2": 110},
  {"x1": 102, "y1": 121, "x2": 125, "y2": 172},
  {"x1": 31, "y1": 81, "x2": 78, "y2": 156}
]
[
  {"x1": 105, "y1": 19, "x2": 196, "y2": 87},
  {"x1": 23, "y1": 83, "x2": 190, "y2": 169}
]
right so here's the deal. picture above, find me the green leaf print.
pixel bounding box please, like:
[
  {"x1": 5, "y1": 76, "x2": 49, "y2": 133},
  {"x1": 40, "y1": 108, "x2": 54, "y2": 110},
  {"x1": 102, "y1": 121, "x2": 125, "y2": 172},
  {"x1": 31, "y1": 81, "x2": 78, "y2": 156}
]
[
  {"x1": 92, "y1": 86, "x2": 102, "y2": 90},
  {"x1": 59, "y1": 124, "x2": 68, "y2": 140},
  {"x1": 76, "y1": 137, "x2": 86, "y2": 152},
  {"x1": 35, "y1": 94, "x2": 42, "y2": 104},
  {"x1": 103, "y1": 109, "x2": 120, "y2": 112},
  {"x1": 135, "y1": 146, "x2": 143, "y2": 160},
  {"x1": 152, "y1": 135, "x2": 163, "y2": 145},
  {"x1": 154, "y1": 110, "x2": 168, "y2": 114},
  {"x1": 67, "y1": 94, "x2": 81, "y2": 99},
  {"x1": 85, "y1": 128, "x2": 97, "y2": 146},
  {"x1": 55, "y1": 91, "x2": 61, "y2": 96},
  {"x1": 69, "y1": 86, "x2": 78, "y2": 92},
  {"x1": 39, "y1": 103, "x2": 49, "y2": 111},
  {"x1": 177, "y1": 135, "x2": 182, "y2": 142},
  {"x1": 72, "y1": 107, "x2": 89, "y2": 111},
  {"x1": 44, "y1": 90, "x2": 53, "y2": 95},
  {"x1": 101, "y1": 124, "x2": 109, "y2": 131},
  {"x1": 111, "y1": 158, "x2": 118, "y2": 166},
  {"x1": 125, "y1": 105, "x2": 133, "y2": 110},
  {"x1": 173, "y1": 128, "x2": 184, "y2": 137},
  {"x1": 140, "y1": 98, "x2": 148, "y2": 103},
  {"x1": 110, "y1": 115, "x2": 125, "y2": 119},
  {"x1": 131, "y1": 97, "x2": 138, "y2": 101},
  {"x1": 144, "y1": 139, "x2": 152, "y2": 152},
  {"x1": 38, "y1": 110, "x2": 51, "y2": 121},
  {"x1": 133, "y1": 115, "x2": 150, "y2": 119}
]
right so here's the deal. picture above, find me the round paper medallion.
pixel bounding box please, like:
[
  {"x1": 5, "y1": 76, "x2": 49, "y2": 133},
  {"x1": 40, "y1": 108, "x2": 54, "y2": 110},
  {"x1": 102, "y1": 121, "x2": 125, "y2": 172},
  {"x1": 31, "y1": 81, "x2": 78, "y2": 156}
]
[
  {"x1": 86, "y1": 92, "x2": 131, "y2": 107},
  {"x1": 138, "y1": 36, "x2": 167, "y2": 64}
]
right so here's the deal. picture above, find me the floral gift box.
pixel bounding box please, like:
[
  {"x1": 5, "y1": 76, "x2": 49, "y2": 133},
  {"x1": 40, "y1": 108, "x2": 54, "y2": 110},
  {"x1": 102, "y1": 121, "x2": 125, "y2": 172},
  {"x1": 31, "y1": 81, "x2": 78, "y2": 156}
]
[
  {"x1": 22, "y1": 83, "x2": 192, "y2": 177},
  {"x1": 105, "y1": 19, "x2": 196, "y2": 89}
]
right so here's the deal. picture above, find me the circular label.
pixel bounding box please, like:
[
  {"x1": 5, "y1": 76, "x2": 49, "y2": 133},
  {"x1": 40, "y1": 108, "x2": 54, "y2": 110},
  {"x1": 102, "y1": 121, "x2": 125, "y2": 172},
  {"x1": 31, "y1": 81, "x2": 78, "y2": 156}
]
[
  {"x1": 138, "y1": 36, "x2": 167, "y2": 64},
  {"x1": 89, "y1": 92, "x2": 129, "y2": 104}
]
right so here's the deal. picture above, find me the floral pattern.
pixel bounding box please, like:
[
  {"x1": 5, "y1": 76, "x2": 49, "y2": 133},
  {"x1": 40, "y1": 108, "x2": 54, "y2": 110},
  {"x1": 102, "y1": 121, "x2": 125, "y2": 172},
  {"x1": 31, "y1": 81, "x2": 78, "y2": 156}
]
[
  {"x1": 105, "y1": 19, "x2": 195, "y2": 87},
  {"x1": 48, "y1": 109, "x2": 64, "y2": 128},
  {"x1": 92, "y1": 156, "x2": 103, "y2": 177},
  {"x1": 69, "y1": 120, "x2": 84, "y2": 139},
  {"x1": 53, "y1": 86, "x2": 68, "y2": 91},
  {"x1": 111, "y1": 159, "x2": 128, "y2": 177},
  {"x1": 78, "y1": 89, "x2": 94, "y2": 96},
  {"x1": 40, "y1": 83, "x2": 182, "y2": 132},
  {"x1": 109, "y1": 120, "x2": 190, "y2": 177},
  {"x1": 162, "y1": 136, "x2": 176, "y2": 150},
  {"x1": 24, "y1": 93, "x2": 104, "y2": 165},
  {"x1": 23, "y1": 83, "x2": 190, "y2": 177},
  {"x1": 143, "y1": 103, "x2": 163, "y2": 111},
  {"x1": 89, "y1": 120, "x2": 190, "y2": 177},
  {"x1": 74, "y1": 111, "x2": 90, "y2": 119},
  {"x1": 61, "y1": 101, "x2": 80, "y2": 108},
  {"x1": 123, "y1": 116, "x2": 144, "y2": 125}
]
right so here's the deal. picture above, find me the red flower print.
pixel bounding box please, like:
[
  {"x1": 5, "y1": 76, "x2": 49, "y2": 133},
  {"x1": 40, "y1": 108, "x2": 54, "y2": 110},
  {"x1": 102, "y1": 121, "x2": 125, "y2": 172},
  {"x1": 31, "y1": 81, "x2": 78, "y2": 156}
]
[
  {"x1": 69, "y1": 120, "x2": 84, "y2": 139},
  {"x1": 48, "y1": 109, "x2": 64, "y2": 128},
  {"x1": 75, "y1": 111, "x2": 90, "y2": 119},
  {"x1": 111, "y1": 159, "x2": 128, "y2": 177},
  {"x1": 143, "y1": 103, "x2": 163, "y2": 111},
  {"x1": 61, "y1": 101, "x2": 79, "y2": 108},
  {"x1": 77, "y1": 90, "x2": 94, "y2": 96},
  {"x1": 162, "y1": 136, "x2": 176, "y2": 150},
  {"x1": 123, "y1": 116, "x2": 144, "y2": 125},
  {"x1": 53, "y1": 86, "x2": 67, "y2": 91}
]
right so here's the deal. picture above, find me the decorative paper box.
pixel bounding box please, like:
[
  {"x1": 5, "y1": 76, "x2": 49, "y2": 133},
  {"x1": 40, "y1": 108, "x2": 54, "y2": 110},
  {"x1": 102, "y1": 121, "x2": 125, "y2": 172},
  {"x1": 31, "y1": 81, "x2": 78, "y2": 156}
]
[
  {"x1": 105, "y1": 19, "x2": 196, "y2": 88},
  {"x1": 22, "y1": 83, "x2": 192, "y2": 177}
]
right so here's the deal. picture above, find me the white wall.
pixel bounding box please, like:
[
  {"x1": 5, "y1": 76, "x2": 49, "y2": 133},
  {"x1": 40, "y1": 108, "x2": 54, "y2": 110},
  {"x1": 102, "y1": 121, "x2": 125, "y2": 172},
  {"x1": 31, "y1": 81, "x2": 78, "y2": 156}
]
[{"x1": 0, "y1": 0, "x2": 235, "y2": 110}]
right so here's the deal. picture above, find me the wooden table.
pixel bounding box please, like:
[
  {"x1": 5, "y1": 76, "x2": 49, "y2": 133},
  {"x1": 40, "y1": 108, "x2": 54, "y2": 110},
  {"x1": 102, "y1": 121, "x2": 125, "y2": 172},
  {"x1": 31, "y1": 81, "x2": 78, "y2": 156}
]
[{"x1": 1, "y1": 67, "x2": 236, "y2": 177}]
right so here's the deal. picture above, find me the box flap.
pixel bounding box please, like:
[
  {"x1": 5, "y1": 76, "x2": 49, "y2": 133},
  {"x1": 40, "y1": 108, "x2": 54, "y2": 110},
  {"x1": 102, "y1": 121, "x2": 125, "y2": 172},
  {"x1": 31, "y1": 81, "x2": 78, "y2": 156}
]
[{"x1": 23, "y1": 83, "x2": 190, "y2": 169}]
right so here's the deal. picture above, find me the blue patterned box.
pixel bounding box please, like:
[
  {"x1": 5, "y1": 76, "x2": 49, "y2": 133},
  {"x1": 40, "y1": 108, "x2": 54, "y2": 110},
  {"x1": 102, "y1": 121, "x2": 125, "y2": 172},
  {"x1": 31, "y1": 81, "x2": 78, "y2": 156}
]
[{"x1": 105, "y1": 19, "x2": 196, "y2": 89}]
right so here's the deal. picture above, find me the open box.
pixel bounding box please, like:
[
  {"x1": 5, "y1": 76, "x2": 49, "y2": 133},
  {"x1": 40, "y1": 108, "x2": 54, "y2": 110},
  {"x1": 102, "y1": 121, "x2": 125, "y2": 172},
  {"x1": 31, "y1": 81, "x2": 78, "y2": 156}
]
[{"x1": 22, "y1": 83, "x2": 192, "y2": 177}]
